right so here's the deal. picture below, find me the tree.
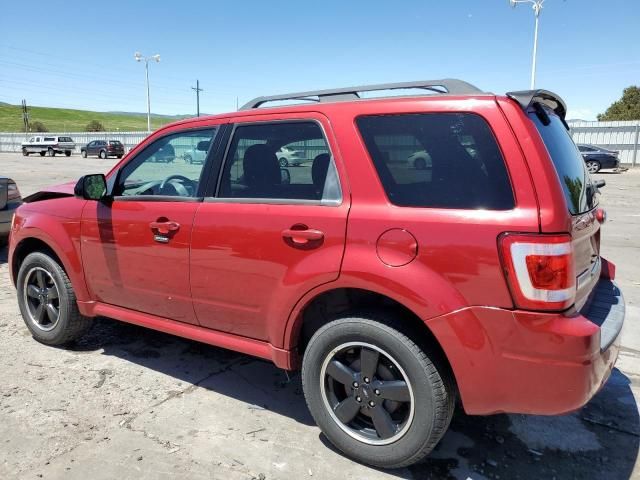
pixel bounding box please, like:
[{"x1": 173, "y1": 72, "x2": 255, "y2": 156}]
[
  {"x1": 597, "y1": 86, "x2": 640, "y2": 121},
  {"x1": 30, "y1": 121, "x2": 48, "y2": 132},
  {"x1": 85, "y1": 120, "x2": 106, "y2": 132}
]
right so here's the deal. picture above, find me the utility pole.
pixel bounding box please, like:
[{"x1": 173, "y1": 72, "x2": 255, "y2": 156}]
[
  {"x1": 192, "y1": 80, "x2": 203, "y2": 117},
  {"x1": 134, "y1": 52, "x2": 160, "y2": 132},
  {"x1": 509, "y1": 0, "x2": 545, "y2": 89},
  {"x1": 21, "y1": 99, "x2": 30, "y2": 133}
]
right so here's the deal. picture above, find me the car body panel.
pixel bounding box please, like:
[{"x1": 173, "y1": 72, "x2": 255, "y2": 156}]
[{"x1": 9, "y1": 92, "x2": 624, "y2": 417}]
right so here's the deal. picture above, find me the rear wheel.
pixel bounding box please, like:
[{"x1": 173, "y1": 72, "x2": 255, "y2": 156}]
[
  {"x1": 65, "y1": 150, "x2": 71, "y2": 157},
  {"x1": 39, "y1": 151, "x2": 46, "y2": 157},
  {"x1": 99, "y1": 150, "x2": 107, "y2": 159},
  {"x1": 116, "y1": 154, "x2": 123, "y2": 159},
  {"x1": 586, "y1": 160, "x2": 601, "y2": 174},
  {"x1": 184, "y1": 155, "x2": 192, "y2": 164},
  {"x1": 16, "y1": 252, "x2": 92, "y2": 345},
  {"x1": 47, "y1": 147, "x2": 55, "y2": 157},
  {"x1": 81, "y1": 150, "x2": 87, "y2": 158},
  {"x1": 302, "y1": 314, "x2": 454, "y2": 468},
  {"x1": 414, "y1": 158, "x2": 427, "y2": 170}
]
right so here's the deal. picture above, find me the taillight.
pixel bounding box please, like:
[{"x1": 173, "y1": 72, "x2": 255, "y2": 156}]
[{"x1": 499, "y1": 233, "x2": 575, "y2": 311}]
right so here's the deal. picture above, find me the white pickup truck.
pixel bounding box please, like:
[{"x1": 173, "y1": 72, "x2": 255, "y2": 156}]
[{"x1": 21, "y1": 136, "x2": 76, "y2": 157}]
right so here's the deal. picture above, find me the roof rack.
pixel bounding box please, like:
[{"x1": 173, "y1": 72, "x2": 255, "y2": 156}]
[{"x1": 240, "y1": 79, "x2": 485, "y2": 110}]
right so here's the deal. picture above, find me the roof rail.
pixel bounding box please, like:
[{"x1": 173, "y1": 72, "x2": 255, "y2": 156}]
[{"x1": 240, "y1": 79, "x2": 484, "y2": 110}]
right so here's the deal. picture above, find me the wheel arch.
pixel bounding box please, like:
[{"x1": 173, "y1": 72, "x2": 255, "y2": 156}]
[
  {"x1": 284, "y1": 286, "x2": 457, "y2": 394},
  {"x1": 11, "y1": 228, "x2": 90, "y2": 303}
]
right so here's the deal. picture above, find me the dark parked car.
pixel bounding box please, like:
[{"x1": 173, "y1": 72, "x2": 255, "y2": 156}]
[
  {"x1": 577, "y1": 144, "x2": 620, "y2": 173},
  {"x1": 0, "y1": 177, "x2": 22, "y2": 245},
  {"x1": 81, "y1": 140, "x2": 125, "y2": 159}
]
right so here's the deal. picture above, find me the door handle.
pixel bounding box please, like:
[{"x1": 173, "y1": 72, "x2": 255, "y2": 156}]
[
  {"x1": 150, "y1": 220, "x2": 180, "y2": 235},
  {"x1": 282, "y1": 225, "x2": 324, "y2": 248}
]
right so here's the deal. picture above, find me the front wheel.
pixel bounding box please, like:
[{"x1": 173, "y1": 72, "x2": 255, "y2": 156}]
[
  {"x1": 302, "y1": 315, "x2": 454, "y2": 468},
  {"x1": 81, "y1": 150, "x2": 87, "y2": 158},
  {"x1": 48, "y1": 147, "x2": 55, "y2": 157},
  {"x1": 16, "y1": 252, "x2": 92, "y2": 345},
  {"x1": 22, "y1": 147, "x2": 29, "y2": 156},
  {"x1": 279, "y1": 157, "x2": 288, "y2": 167},
  {"x1": 65, "y1": 150, "x2": 71, "y2": 157},
  {"x1": 586, "y1": 160, "x2": 601, "y2": 174},
  {"x1": 39, "y1": 151, "x2": 46, "y2": 157}
]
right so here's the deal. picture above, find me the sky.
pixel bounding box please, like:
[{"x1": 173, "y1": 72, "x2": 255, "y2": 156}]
[{"x1": 1, "y1": 0, "x2": 638, "y2": 120}]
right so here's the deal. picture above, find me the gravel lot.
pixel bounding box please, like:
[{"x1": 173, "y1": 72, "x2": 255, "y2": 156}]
[{"x1": 0, "y1": 152, "x2": 639, "y2": 480}]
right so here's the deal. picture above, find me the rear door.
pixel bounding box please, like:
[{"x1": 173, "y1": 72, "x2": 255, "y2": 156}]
[{"x1": 190, "y1": 113, "x2": 349, "y2": 343}]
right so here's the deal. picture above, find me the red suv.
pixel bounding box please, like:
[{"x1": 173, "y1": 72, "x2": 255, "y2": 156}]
[{"x1": 8, "y1": 80, "x2": 625, "y2": 469}]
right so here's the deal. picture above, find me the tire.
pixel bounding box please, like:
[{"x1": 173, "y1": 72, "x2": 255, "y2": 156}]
[
  {"x1": 302, "y1": 314, "x2": 454, "y2": 469},
  {"x1": 39, "y1": 151, "x2": 46, "y2": 157},
  {"x1": 22, "y1": 147, "x2": 29, "y2": 156},
  {"x1": 81, "y1": 150, "x2": 87, "y2": 158},
  {"x1": 116, "y1": 154, "x2": 123, "y2": 159},
  {"x1": 414, "y1": 158, "x2": 427, "y2": 170},
  {"x1": 99, "y1": 150, "x2": 107, "y2": 159},
  {"x1": 48, "y1": 147, "x2": 55, "y2": 157},
  {"x1": 16, "y1": 252, "x2": 92, "y2": 346},
  {"x1": 586, "y1": 160, "x2": 601, "y2": 174},
  {"x1": 65, "y1": 151, "x2": 71, "y2": 157},
  {"x1": 184, "y1": 155, "x2": 192, "y2": 164},
  {"x1": 279, "y1": 157, "x2": 288, "y2": 167}
]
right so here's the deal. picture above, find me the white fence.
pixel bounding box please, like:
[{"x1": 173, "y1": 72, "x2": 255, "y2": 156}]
[
  {"x1": 0, "y1": 131, "x2": 150, "y2": 154},
  {"x1": 1, "y1": 122, "x2": 639, "y2": 166}
]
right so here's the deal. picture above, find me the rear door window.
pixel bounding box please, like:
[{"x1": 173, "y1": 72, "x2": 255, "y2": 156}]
[
  {"x1": 356, "y1": 113, "x2": 514, "y2": 209},
  {"x1": 528, "y1": 109, "x2": 593, "y2": 214}
]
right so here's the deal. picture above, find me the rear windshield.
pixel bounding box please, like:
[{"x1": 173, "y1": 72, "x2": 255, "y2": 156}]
[
  {"x1": 528, "y1": 109, "x2": 593, "y2": 214},
  {"x1": 109, "y1": 141, "x2": 122, "y2": 145},
  {"x1": 356, "y1": 113, "x2": 515, "y2": 209},
  {"x1": 58, "y1": 137, "x2": 73, "y2": 142}
]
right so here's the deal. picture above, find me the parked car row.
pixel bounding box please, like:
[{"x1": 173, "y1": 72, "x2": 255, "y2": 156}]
[{"x1": 21, "y1": 136, "x2": 126, "y2": 159}]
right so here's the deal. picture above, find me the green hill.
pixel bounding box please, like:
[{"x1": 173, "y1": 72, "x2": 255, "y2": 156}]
[{"x1": 0, "y1": 104, "x2": 191, "y2": 132}]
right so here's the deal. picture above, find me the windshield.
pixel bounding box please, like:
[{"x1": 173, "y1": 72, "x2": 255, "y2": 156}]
[{"x1": 528, "y1": 108, "x2": 595, "y2": 214}]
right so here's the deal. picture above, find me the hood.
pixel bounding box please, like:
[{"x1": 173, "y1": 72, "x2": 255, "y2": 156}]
[{"x1": 23, "y1": 181, "x2": 76, "y2": 203}]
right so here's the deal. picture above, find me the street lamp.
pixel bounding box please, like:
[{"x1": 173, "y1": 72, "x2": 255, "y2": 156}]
[
  {"x1": 134, "y1": 51, "x2": 161, "y2": 132},
  {"x1": 510, "y1": 0, "x2": 545, "y2": 89}
]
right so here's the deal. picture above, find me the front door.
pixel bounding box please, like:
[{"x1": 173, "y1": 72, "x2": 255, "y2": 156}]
[
  {"x1": 81, "y1": 127, "x2": 219, "y2": 324},
  {"x1": 190, "y1": 116, "x2": 349, "y2": 342}
]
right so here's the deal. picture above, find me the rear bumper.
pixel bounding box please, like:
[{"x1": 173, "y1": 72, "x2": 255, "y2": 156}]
[{"x1": 428, "y1": 277, "x2": 624, "y2": 415}]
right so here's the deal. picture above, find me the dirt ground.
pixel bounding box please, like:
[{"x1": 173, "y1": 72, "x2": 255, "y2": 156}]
[{"x1": 0, "y1": 152, "x2": 639, "y2": 480}]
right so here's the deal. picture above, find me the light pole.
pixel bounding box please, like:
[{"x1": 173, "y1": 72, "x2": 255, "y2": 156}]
[
  {"x1": 134, "y1": 51, "x2": 160, "y2": 132},
  {"x1": 510, "y1": 0, "x2": 545, "y2": 89}
]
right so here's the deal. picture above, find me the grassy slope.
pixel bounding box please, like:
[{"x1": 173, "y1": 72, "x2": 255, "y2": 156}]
[{"x1": 0, "y1": 104, "x2": 190, "y2": 132}]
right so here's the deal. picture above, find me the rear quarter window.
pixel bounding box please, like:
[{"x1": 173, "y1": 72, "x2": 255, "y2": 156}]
[
  {"x1": 529, "y1": 110, "x2": 592, "y2": 214},
  {"x1": 356, "y1": 113, "x2": 514, "y2": 209}
]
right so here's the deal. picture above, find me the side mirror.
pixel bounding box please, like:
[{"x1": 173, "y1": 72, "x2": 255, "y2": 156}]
[
  {"x1": 594, "y1": 179, "x2": 606, "y2": 189},
  {"x1": 280, "y1": 168, "x2": 291, "y2": 185},
  {"x1": 75, "y1": 174, "x2": 107, "y2": 201},
  {"x1": 0, "y1": 178, "x2": 7, "y2": 210}
]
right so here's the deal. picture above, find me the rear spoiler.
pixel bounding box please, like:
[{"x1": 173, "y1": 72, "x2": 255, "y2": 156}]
[{"x1": 506, "y1": 89, "x2": 569, "y2": 129}]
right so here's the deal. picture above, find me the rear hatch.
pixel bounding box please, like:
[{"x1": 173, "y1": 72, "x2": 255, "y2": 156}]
[
  {"x1": 109, "y1": 140, "x2": 124, "y2": 153},
  {"x1": 528, "y1": 109, "x2": 601, "y2": 310}
]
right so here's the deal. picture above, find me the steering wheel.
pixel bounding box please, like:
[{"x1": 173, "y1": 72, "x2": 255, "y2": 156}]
[{"x1": 159, "y1": 174, "x2": 196, "y2": 196}]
